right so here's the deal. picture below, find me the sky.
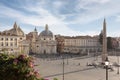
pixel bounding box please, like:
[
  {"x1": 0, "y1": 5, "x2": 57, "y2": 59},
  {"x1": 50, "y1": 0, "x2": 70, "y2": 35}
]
[{"x1": 0, "y1": 0, "x2": 120, "y2": 37}]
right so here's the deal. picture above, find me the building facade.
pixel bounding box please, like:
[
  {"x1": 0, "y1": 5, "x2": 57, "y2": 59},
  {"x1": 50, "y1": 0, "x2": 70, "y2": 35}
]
[
  {"x1": 0, "y1": 22, "x2": 103, "y2": 55},
  {"x1": 0, "y1": 22, "x2": 29, "y2": 54},
  {"x1": 55, "y1": 35, "x2": 64, "y2": 54},
  {"x1": 28, "y1": 24, "x2": 57, "y2": 54},
  {"x1": 56, "y1": 35, "x2": 102, "y2": 54}
]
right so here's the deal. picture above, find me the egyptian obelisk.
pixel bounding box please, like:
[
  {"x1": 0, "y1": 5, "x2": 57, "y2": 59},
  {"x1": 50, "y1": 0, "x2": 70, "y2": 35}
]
[{"x1": 102, "y1": 18, "x2": 107, "y2": 62}]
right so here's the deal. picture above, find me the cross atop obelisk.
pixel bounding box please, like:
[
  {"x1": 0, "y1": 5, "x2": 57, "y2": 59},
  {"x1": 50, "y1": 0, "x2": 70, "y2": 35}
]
[{"x1": 102, "y1": 18, "x2": 108, "y2": 62}]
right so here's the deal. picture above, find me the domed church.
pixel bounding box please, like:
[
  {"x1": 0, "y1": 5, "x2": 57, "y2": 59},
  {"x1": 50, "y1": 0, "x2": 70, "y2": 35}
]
[{"x1": 31, "y1": 24, "x2": 57, "y2": 54}]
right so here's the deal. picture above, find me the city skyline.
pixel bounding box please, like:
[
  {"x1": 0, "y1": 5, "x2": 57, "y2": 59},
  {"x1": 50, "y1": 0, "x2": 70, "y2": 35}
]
[{"x1": 0, "y1": 0, "x2": 120, "y2": 37}]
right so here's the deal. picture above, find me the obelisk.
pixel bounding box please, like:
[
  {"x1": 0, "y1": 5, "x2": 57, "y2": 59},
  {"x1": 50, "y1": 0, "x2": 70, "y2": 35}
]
[{"x1": 102, "y1": 18, "x2": 107, "y2": 62}]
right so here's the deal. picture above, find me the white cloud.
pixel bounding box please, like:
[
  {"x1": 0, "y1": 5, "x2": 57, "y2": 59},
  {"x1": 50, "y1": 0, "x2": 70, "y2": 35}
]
[
  {"x1": 115, "y1": 15, "x2": 120, "y2": 22},
  {"x1": 0, "y1": 5, "x2": 22, "y2": 18},
  {"x1": 81, "y1": 0, "x2": 110, "y2": 4},
  {"x1": 52, "y1": 1, "x2": 64, "y2": 9},
  {"x1": 65, "y1": 0, "x2": 120, "y2": 24},
  {"x1": 0, "y1": 0, "x2": 120, "y2": 36},
  {"x1": 108, "y1": 31, "x2": 120, "y2": 37},
  {"x1": 0, "y1": 24, "x2": 11, "y2": 31},
  {"x1": 0, "y1": 2, "x2": 82, "y2": 36}
]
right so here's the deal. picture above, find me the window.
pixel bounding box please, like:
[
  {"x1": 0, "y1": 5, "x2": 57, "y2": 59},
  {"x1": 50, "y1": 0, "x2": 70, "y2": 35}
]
[
  {"x1": 37, "y1": 46, "x2": 39, "y2": 47},
  {"x1": 10, "y1": 43, "x2": 13, "y2": 46},
  {"x1": 6, "y1": 38, "x2": 8, "y2": 41},
  {"x1": 1, "y1": 43, "x2": 3, "y2": 46},
  {"x1": 6, "y1": 43, "x2": 8, "y2": 46},
  {"x1": 11, "y1": 38, "x2": 13, "y2": 41},
  {"x1": 1, "y1": 38, "x2": 3, "y2": 40},
  {"x1": 11, "y1": 49, "x2": 13, "y2": 51},
  {"x1": 15, "y1": 38, "x2": 17, "y2": 41},
  {"x1": 15, "y1": 43, "x2": 17, "y2": 46}
]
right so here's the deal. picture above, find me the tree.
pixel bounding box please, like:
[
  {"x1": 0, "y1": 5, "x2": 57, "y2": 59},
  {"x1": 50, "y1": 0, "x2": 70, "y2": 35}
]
[
  {"x1": 0, "y1": 53, "x2": 58, "y2": 80},
  {"x1": 107, "y1": 37, "x2": 113, "y2": 49},
  {"x1": 54, "y1": 78, "x2": 58, "y2": 80},
  {"x1": 99, "y1": 31, "x2": 103, "y2": 45},
  {"x1": 99, "y1": 31, "x2": 113, "y2": 50},
  {"x1": 0, "y1": 54, "x2": 40, "y2": 80},
  {"x1": 111, "y1": 38, "x2": 119, "y2": 49}
]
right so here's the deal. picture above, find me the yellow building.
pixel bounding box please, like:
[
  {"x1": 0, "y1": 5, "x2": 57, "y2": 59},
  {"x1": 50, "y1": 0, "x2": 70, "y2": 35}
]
[{"x1": 56, "y1": 35, "x2": 102, "y2": 54}]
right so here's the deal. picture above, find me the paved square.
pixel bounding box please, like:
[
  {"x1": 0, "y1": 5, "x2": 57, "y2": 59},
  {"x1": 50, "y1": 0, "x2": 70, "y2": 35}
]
[{"x1": 34, "y1": 56, "x2": 120, "y2": 80}]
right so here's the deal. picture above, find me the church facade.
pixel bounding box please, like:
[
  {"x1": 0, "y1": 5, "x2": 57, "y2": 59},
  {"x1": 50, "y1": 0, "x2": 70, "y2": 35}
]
[
  {"x1": 27, "y1": 24, "x2": 57, "y2": 54},
  {"x1": 0, "y1": 22, "x2": 29, "y2": 54},
  {"x1": 0, "y1": 23, "x2": 57, "y2": 54}
]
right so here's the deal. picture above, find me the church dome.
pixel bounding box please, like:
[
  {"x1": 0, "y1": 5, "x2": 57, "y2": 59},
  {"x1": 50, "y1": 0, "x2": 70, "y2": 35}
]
[{"x1": 39, "y1": 24, "x2": 53, "y2": 37}]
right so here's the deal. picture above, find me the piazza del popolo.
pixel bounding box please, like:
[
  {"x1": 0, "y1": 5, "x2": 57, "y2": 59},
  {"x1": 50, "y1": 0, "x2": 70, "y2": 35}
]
[{"x1": 0, "y1": 19, "x2": 110, "y2": 59}]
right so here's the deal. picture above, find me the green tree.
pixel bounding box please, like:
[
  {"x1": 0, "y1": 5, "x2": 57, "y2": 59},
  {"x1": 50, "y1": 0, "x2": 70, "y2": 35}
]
[
  {"x1": 53, "y1": 78, "x2": 58, "y2": 80},
  {"x1": 0, "y1": 54, "x2": 58, "y2": 80},
  {"x1": 111, "y1": 38, "x2": 119, "y2": 49},
  {"x1": 99, "y1": 31, "x2": 103, "y2": 45},
  {"x1": 107, "y1": 37, "x2": 113, "y2": 49},
  {"x1": 0, "y1": 54, "x2": 40, "y2": 80},
  {"x1": 99, "y1": 31, "x2": 116, "y2": 50}
]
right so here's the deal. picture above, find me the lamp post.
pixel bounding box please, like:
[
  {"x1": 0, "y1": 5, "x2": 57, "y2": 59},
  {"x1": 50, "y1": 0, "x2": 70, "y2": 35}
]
[
  {"x1": 61, "y1": 54, "x2": 65, "y2": 80},
  {"x1": 105, "y1": 57, "x2": 109, "y2": 80},
  {"x1": 62, "y1": 56, "x2": 65, "y2": 80},
  {"x1": 67, "y1": 55, "x2": 68, "y2": 65},
  {"x1": 117, "y1": 54, "x2": 119, "y2": 74},
  {"x1": 67, "y1": 51, "x2": 70, "y2": 65}
]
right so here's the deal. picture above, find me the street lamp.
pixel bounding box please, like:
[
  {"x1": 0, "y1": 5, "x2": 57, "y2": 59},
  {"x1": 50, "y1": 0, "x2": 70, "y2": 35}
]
[
  {"x1": 63, "y1": 56, "x2": 64, "y2": 80},
  {"x1": 117, "y1": 54, "x2": 119, "y2": 74},
  {"x1": 105, "y1": 57, "x2": 109, "y2": 80},
  {"x1": 67, "y1": 51, "x2": 70, "y2": 65},
  {"x1": 61, "y1": 55, "x2": 64, "y2": 80}
]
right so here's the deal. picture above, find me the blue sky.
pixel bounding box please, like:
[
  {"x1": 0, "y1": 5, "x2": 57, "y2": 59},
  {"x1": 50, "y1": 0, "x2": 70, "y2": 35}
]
[{"x1": 0, "y1": 0, "x2": 120, "y2": 36}]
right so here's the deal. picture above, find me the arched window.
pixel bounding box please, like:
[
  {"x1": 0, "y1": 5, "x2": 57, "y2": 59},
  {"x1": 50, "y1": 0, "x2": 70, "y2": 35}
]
[{"x1": 44, "y1": 50, "x2": 46, "y2": 54}]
